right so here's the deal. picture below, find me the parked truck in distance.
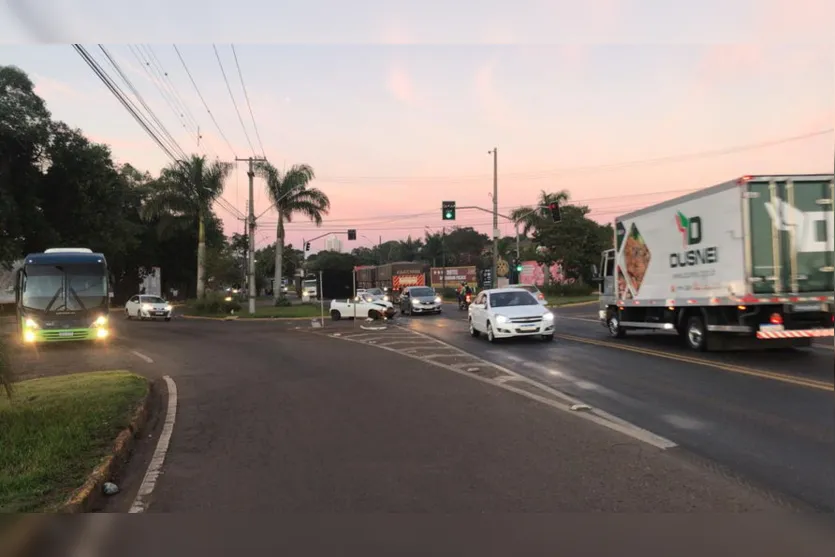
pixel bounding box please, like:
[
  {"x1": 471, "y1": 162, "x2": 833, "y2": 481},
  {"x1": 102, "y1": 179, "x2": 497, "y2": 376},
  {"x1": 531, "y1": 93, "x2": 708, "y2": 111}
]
[{"x1": 595, "y1": 174, "x2": 834, "y2": 351}]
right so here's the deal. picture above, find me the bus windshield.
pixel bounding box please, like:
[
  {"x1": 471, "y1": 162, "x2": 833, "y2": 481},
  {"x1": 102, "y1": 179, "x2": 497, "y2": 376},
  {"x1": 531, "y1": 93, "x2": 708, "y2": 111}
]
[
  {"x1": 21, "y1": 263, "x2": 107, "y2": 312},
  {"x1": 21, "y1": 265, "x2": 64, "y2": 311}
]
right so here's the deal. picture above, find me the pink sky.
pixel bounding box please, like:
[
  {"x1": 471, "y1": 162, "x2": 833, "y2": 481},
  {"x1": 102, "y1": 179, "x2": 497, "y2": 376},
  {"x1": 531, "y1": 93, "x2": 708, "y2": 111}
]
[{"x1": 7, "y1": 41, "x2": 833, "y2": 252}]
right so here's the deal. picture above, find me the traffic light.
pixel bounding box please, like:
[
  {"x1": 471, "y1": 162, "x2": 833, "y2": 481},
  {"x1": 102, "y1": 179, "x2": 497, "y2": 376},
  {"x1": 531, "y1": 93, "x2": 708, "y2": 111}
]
[
  {"x1": 514, "y1": 259, "x2": 523, "y2": 273},
  {"x1": 305, "y1": 242, "x2": 311, "y2": 251},
  {"x1": 347, "y1": 229, "x2": 356, "y2": 240},
  {"x1": 442, "y1": 201, "x2": 456, "y2": 220},
  {"x1": 548, "y1": 202, "x2": 562, "y2": 223}
]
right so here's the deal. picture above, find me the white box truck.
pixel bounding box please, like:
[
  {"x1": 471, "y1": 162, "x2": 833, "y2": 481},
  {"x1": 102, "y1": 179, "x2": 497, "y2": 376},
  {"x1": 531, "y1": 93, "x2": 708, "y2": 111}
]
[{"x1": 596, "y1": 174, "x2": 834, "y2": 351}]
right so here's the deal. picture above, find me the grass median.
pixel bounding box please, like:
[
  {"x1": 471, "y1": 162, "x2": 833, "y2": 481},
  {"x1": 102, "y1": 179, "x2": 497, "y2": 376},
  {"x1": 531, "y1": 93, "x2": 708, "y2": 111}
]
[
  {"x1": 0, "y1": 371, "x2": 148, "y2": 512},
  {"x1": 546, "y1": 295, "x2": 597, "y2": 307}
]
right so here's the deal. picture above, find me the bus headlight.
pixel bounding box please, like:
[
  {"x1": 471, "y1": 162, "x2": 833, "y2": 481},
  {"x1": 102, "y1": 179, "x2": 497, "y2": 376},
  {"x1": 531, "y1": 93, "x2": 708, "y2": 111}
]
[
  {"x1": 96, "y1": 327, "x2": 109, "y2": 339},
  {"x1": 23, "y1": 329, "x2": 36, "y2": 342},
  {"x1": 24, "y1": 318, "x2": 39, "y2": 329},
  {"x1": 93, "y1": 315, "x2": 108, "y2": 327}
]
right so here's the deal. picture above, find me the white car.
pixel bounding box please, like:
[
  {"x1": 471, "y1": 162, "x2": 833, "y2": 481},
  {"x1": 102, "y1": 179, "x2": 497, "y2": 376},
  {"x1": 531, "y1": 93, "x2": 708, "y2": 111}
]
[
  {"x1": 510, "y1": 284, "x2": 548, "y2": 306},
  {"x1": 468, "y1": 287, "x2": 554, "y2": 342},
  {"x1": 125, "y1": 294, "x2": 173, "y2": 321},
  {"x1": 330, "y1": 296, "x2": 396, "y2": 320},
  {"x1": 359, "y1": 287, "x2": 390, "y2": 302}
]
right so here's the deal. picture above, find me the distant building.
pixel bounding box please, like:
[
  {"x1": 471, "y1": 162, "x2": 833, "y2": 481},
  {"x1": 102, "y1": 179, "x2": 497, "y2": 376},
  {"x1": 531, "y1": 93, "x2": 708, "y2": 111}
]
[{"x1": 325, "y1": 235, "x2": 343, "y2": 253}]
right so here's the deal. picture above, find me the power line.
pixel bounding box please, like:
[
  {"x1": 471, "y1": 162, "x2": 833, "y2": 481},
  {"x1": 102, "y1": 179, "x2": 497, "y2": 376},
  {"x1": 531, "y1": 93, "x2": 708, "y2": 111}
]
[
  {"x1": 230, "y1": 45, "x2": 267, "y2": 159},
  {"x1": 212, "y1": 44, "x2": 256, "y2": 155},
  {"x1": 97, "y1": 45, "x2": 188, "y2": 161},
  {"x1": 254, "y1": 187, "x2": 699, "y2": 227},
  {"x1": 313, "y1": 129, "x2": 834, "y2": 184},
  {"x1": 128, "y1": 44, "x2": 207, "y2": 155},
  {"x1": 144, "y1": 45, "x2": 203, "y2": 135},
  {"x1": 73, "y1": 44, "x2": 179, "y2": 162},
  {"x1": 75, "y1": 46, "x2": 244, "y2": 222},
  {"x1": 173, "y1": 44, "x2": 238, "y2": 158}
]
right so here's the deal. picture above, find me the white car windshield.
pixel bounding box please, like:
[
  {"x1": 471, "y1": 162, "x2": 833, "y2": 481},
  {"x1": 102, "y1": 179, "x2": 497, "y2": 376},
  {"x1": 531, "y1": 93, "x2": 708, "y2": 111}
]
[
  {"x1": 141, "y1": 296, "x2": 165, "y2": 303},
  {"x1": 490, "y1": 291, "x2": 539, "y2": 307},
  {"x1": 366, "y1": 288, "x2": 384, "y2": 296}
]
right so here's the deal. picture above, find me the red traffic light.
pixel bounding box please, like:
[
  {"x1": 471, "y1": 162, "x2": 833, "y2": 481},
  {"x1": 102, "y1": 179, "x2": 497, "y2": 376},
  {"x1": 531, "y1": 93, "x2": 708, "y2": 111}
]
[{"x1": 549, "y1": 203, "x2": 557, "y2": 209}]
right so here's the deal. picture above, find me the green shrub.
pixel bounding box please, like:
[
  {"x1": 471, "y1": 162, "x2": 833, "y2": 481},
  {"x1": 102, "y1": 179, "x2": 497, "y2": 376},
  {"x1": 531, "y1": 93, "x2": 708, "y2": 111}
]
[
  {"x1": 189, "y1": 292, "x2": 242, "y2": 315},
  {"x1": 541, "y1": 282, "x2": 596, "y2": 297},
  {"x1": 274, "y1": 296, "x2": 292, "y2": 307}
]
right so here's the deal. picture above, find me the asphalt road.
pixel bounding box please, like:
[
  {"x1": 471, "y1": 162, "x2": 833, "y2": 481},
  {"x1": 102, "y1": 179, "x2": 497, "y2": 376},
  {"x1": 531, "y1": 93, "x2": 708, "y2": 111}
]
[
  {"x1": 395, "y1": 302, "x2": 834, "y2": 512},
  {"x1": 17, "y1": 311, "x2": 834, "y2": 555}
]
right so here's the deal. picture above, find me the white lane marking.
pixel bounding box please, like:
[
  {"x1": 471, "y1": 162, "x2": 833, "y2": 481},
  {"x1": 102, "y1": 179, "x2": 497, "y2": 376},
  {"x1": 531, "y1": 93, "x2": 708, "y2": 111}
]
[
  {"x1": 130, "y1": 350, "x2": 154, "y2": 364},
  {"x1": 129, "y1": 375, "x2": 178, "y2": 513},
  {"x1": 342, "y1": 326, "x2": 677, "y2": 450}
]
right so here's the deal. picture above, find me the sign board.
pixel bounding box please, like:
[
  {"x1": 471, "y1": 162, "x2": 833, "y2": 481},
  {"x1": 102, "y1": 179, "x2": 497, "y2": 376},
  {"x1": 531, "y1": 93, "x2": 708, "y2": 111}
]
[
  {"x1": 430, "y1": 266, "x2": 477, "y2": 288},
  {"x1": 139, "y1": 267, "x2": 162, "y2": 297}
]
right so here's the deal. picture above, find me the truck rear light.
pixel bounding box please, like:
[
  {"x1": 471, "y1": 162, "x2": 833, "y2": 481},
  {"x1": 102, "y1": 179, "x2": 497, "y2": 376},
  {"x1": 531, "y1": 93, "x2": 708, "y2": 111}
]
[
  {"x1": 769, "y1": 313, "x2": 783, "y2": 325},
  {"x1": 737, "y1": 305, "x2": 746, "y2": 310}
]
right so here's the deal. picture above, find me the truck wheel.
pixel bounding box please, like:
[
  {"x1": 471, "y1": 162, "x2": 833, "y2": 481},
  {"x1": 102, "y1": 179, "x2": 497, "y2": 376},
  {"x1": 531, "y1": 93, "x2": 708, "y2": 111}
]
[
  {"x1": 330, "y1": 310, "x2": 341, "y2": 321},
  {"x1": 607, "y1": 312, "x2": 626, "y2": 338},
  {"x1": 685, "y1": 315, "x2": 708, "y2": 352}
]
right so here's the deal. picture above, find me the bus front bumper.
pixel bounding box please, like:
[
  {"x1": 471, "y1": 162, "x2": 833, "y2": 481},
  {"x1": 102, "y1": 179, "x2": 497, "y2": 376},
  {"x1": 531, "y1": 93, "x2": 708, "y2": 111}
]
[{"x1": 23, "y1": 327, "x2": 110, "y2": 343}]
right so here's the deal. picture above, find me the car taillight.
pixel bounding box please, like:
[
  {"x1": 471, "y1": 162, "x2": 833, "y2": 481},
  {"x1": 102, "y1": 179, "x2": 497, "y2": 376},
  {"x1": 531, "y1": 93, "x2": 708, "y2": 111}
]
[
  {"x1": 538, "y1": 293, "x2": 544, "y2": 299},
  {"x1": 769, "y1": 313, "x2": 783, "y2": 325}
]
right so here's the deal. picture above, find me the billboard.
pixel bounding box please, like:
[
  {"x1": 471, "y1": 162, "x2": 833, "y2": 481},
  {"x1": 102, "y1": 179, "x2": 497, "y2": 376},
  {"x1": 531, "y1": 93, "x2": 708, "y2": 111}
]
[
  {"x1": 518, "y1": 261, "x2": 569, "y2": 286},
  {"x1": 430, "y1": 266, "x2": 477, "y2": 288}
]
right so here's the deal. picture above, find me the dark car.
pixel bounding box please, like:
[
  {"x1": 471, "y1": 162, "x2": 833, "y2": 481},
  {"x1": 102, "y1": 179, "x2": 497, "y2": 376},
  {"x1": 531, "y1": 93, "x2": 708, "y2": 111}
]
[{"x1": 399, "y1": 286, "x2": 442, "y2": 316}]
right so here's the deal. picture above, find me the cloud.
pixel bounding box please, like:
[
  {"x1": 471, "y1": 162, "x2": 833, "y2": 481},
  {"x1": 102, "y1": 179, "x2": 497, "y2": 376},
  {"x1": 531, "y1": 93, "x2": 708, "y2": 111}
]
[
  {"x1": 385, "y1": 64, "x2": 419, "y2": 106},
  {"x1": 378, "y1": 19, "x2": 415, "y2": 44},
  {"x1": 30, "y1": 73, "x2": 89, "y2": 102},
  {"x1": 473, "y1": 60, "x2": 515, "y2": 127}
]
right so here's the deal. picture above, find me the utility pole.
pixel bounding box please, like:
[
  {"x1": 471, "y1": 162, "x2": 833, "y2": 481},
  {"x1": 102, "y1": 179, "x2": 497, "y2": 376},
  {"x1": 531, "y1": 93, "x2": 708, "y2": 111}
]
[
  {"x1": 236, "y1": 156, "x2": 267, "y2": 315},
  {"x1": 488, "y1": 147, "x2": 498, "y2": 288}
]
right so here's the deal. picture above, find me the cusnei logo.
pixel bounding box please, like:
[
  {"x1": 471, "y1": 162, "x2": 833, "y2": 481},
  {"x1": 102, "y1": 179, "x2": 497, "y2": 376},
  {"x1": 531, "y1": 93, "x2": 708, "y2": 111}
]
[
  {"x1": 674, "y1": 211, "x2": 702, "y2": 248},
  {"x1": 670, "y1": 211, "x2": 718, "y2": 268}
]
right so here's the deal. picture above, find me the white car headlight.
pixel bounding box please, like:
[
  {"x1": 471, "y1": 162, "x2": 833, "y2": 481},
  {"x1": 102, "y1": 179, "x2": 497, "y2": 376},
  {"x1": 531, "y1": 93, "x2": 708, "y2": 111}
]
[
  {"x1": 412, "y1": 299, "x2": 420, "y2": 305},
  {"x1": 434, "y1": 296, "x2": 442, "y2": 303},
  {"x1": 543, "y1": 312, "x2": 554, "y2": 321},
  {"x1": 142, "y1": 304, "x2": 152, "y2": 310},
  {"x1": 495, "y1": 315, "x2": 508, "y2": 324},
  {"x1": 165, "y1": 305, "x2": 173, "y2": 312},
  {"x1": 383, "y1": 295, "x2": 390, "y2": 301}
]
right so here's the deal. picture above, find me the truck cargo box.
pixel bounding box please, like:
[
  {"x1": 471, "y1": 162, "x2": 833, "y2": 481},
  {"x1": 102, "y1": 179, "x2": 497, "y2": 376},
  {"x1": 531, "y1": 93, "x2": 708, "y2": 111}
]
[{"x1": 613, "y1": 174, "x2": 834, "y2": 306}]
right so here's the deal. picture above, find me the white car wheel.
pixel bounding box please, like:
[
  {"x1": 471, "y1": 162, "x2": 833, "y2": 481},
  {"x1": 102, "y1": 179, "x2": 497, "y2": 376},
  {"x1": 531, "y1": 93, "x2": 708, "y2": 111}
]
[
  {"x1": 469, "y1": 319, "x2": 479, "y2": 337},
  {"x1": 125, "y1": 308, "x2": 131, "y2": 320}
]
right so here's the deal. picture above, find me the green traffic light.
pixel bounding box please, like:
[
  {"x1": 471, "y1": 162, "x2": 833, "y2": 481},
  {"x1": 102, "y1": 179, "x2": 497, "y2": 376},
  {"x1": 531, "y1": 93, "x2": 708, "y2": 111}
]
[{"x1": 445, "y1": 211, "x2": 452, "y2": 219}]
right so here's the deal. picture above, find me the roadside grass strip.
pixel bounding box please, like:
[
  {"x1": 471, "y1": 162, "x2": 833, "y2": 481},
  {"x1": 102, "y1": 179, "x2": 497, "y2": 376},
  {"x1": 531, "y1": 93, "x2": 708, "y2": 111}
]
[{"x1": 0, "y1": 371, "x2": 148, "y2": 512}]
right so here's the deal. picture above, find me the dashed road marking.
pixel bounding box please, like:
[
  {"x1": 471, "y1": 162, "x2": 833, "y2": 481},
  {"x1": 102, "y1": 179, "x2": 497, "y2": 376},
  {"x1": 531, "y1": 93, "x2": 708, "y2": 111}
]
[
  {"x1": 129, "y1": 375, "x2": 178, "y2": 514},
  {"x1": 130, "y1": 350, "x2": 154, "y2": 364}
]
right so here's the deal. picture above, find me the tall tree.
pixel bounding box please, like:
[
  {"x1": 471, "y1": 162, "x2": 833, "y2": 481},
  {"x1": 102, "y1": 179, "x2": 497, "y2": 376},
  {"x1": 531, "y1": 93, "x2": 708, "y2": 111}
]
[
  {"x1": 510, "y1": 190, "x2": 571, "y2": 284},
  {"x1": 142, "y1": 155, "x2": 231, "y2": 298},
  {"x1": 255, "y1": 162, "x2": 329, "y2": 306}
]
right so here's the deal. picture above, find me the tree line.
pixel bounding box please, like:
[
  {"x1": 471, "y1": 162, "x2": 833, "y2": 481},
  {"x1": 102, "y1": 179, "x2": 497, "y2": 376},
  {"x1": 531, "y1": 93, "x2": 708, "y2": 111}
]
[{"x1": 0, "y1": 65, "x2": 330, "y2": 306}]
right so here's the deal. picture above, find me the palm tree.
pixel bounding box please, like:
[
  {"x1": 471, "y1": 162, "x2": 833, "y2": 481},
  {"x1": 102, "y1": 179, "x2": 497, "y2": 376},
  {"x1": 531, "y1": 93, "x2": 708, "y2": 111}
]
[
  {"x1": 510, "y1": 189, "x2": 570, "y2": 285},
  {"x1": 142, "y1": 155, "x2": 231, "y2": 299},
  {"x1": 255, "y1": 162, "x2": 329, "y2": 305},
  {"x1": 510, "y1": 189, "x2": 571, "y2": 235}
]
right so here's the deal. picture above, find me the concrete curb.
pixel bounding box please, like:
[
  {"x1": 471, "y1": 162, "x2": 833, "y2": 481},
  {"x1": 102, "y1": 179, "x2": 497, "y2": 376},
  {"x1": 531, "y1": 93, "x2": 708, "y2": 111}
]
[
  {"x1": 60, "y1": 379, "x2": 153, "y2": 513},
  {"x1": 2, "y1": 379, "x2": 154, "y2": 556},
  {"x1": 548, "y1": 300, "x2": 597, "y2": 309}
]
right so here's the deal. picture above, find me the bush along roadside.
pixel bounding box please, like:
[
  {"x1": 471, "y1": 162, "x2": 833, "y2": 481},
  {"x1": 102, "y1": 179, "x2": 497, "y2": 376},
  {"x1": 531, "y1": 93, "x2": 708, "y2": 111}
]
[{"x1": 185, "y1": 292, "x2": 242, "y2": 316}]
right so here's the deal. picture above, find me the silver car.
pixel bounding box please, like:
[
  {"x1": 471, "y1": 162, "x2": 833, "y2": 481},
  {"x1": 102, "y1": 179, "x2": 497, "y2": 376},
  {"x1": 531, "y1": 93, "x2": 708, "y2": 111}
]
[{"x1": 400, "y1": 286, "x2": 442, "y2": 315}]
